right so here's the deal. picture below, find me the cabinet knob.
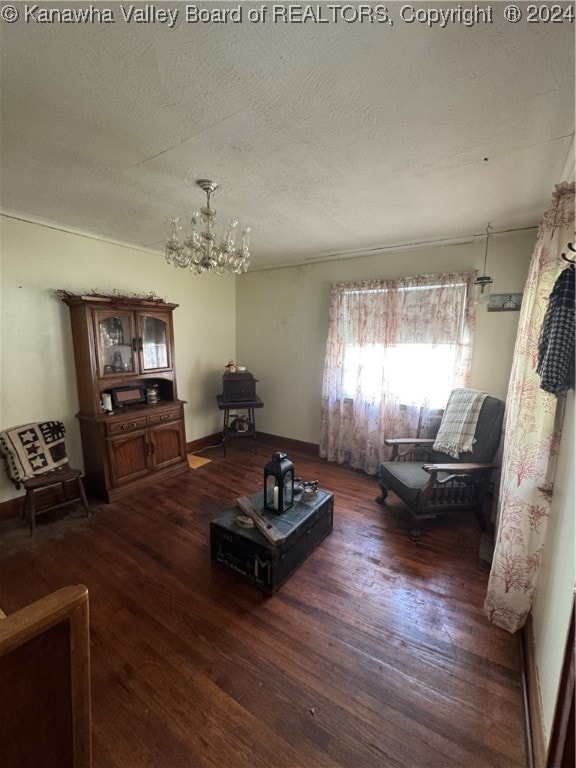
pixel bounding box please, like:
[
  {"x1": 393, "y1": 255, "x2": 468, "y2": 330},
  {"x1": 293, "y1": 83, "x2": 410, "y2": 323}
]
[
  {"x1": 121, "y1": 422, "x2": 138, "y2": 430},
  {"x1": 159, "y1": 413, "x2": 173, "y2": 421}
]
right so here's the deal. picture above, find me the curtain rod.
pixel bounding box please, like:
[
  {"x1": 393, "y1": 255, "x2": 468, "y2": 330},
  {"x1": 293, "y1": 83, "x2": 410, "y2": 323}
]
[{"x1": 303, "y1": 225, "x2": 537, "y2": 263}]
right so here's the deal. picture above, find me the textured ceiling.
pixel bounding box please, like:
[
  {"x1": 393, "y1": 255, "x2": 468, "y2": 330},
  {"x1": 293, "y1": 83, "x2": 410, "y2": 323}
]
[{"x1": 1, "y1": 3, "x2": 574, "y2": 269}]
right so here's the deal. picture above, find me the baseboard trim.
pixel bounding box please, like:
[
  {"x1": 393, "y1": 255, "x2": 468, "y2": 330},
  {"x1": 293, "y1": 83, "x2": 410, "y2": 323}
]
[
  {"x1": 0, "y1": 434, "x2": 320, "y2": 518},
  {"x1": 257, "y1": 432, "x2": 320, "y2": 457},
  {"x1": 186, "y1": 433, "x2": 222, "y2": 454},
  {"x1": 0, "y1": 495, "x2": 24, "y2": 521},
  {"x1": 521, "y1": 613, "x2": 546, "y2": 768},
  {"x1": 187, "y1": 431, "x2": 320, "y2": 460}
]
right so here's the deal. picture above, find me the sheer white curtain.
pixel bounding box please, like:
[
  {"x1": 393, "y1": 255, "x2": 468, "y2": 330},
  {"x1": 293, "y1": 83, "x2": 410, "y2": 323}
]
[
  {"x1": 319, "y1": 272, "x2": 476, "y2": 474},
  {"x1": 484, "y1": 182, "x2": 575, "y2": 633}
]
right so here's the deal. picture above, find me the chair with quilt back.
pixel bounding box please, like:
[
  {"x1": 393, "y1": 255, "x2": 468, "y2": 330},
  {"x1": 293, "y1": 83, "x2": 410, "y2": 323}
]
[
  {"x1": 375, "y1": 389, "x2": 505, "y2": 539},
  {"x1": 0, "y1": 421, "x2": 89, "y2": 535}
]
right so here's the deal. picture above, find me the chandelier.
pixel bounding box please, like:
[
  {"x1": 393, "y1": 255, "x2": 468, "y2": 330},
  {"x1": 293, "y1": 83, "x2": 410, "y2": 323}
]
[{"x1": 165, "y1": 179, "x2": 251, "y2": 275}]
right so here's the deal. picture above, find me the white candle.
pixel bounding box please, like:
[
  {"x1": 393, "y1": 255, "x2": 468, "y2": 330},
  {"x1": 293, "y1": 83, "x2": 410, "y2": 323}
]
[{"x1": 273, "y1": 486, "x2": 279, "y2": 510}]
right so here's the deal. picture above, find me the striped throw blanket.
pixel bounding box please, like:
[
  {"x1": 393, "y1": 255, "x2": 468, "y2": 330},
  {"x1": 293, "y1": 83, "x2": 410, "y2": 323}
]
[{"x1": 433, "y1": 389, "x2": 487, "y2": 459}]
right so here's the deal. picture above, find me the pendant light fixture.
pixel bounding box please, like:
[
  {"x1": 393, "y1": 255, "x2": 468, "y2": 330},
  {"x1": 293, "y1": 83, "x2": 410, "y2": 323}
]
[
  {"x1": 165, "y1": 179, "x2": 251, "y2": 275},
  {"x1": 474, "y1": 224, "x2": 494, "y2": 304}
]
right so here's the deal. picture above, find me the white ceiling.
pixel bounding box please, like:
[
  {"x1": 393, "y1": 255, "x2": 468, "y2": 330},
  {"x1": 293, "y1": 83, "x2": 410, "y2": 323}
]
[{"x1": 1, "y1": 4, "x2": 574, "y2": 270}]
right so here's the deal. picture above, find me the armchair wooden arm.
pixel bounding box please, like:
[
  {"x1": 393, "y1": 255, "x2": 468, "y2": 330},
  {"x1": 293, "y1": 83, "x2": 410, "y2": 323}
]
[
  {"x1": 385, "y1": 438, "x2": 436, "y2": 445},
  {"x1": 422, "y1": 462, "x2": 497, "y2": 474},
  {"x1": 385, "y1": 438, "x2": 436, "y2": 461}
]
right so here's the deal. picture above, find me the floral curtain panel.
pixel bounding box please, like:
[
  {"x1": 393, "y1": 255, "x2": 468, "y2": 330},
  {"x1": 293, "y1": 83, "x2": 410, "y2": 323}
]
[
  {"x1": 319, "y1": 272, "x2": 476, "y2": 475},
  {"x1": 484, "y1": 182, "x2": 575, "y2": 633}
]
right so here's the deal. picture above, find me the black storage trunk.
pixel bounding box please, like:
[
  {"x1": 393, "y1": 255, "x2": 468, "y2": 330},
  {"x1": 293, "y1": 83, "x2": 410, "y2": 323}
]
[
  {"x1": 222, "y1": 371, "x2": 258, "y2": 402},
  {"x1": 210, "y1": 489, "x2": 334, "y2": 594}
]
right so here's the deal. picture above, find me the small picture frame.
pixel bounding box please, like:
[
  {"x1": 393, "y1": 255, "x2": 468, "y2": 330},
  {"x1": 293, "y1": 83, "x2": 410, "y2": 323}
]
[
  {"x1": 487, "y1": 293, "x2": 523, "y2": 312},
  {"x1": 110, "y1": 385, "x2": 145, "y2": 408}
]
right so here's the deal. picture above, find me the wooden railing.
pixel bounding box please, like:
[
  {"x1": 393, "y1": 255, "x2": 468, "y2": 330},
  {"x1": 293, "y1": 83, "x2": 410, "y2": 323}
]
[{"x1": 0, "y1": 585, "x2": 91, "y2": 768}]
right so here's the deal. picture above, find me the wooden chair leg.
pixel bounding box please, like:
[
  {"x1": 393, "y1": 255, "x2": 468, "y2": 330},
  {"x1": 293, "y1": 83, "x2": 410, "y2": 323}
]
[
  {"x1": 63, "y1": 478, "x2": 90, "y2": 519},
  {"x1": 24, "y1": 489, "x2": 35, "y2": 537},
  {"x1": 78, "y1": 478, "x2": 90, "y2": 517},
  {"x1": 409, "y1": 526, "x2": 423, "y2": 541},
  {"x1": 19, "y1": 470, "x2": 90, "y2": 536},
  {"x1": 474, "y1": 506, "x2": 487, "y2": 531},
  {"x1": 375, "y1": 484, "x2": 388, "y2": 505}
]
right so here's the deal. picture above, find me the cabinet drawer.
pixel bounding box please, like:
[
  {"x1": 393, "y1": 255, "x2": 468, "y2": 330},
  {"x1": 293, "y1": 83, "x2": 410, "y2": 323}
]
[
  {"x1": 148, "y1": 408, "x2": 182, "y2": 426},
  {"x1": 106, "y1": 415, "x2": 148, "y2": 435}
]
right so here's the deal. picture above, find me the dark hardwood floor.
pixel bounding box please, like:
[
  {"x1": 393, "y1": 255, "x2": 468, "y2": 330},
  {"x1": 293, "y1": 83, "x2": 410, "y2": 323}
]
[{"x1": 0, "y1": 443, "x2": 527, "y2": 768}]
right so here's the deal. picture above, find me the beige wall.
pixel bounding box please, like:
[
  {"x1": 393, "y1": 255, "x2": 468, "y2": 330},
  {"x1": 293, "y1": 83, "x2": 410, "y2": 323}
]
[
  {"x1": 236, "y1": 229, "x2": 535, "y2": 445},
  {"x1": 531, "y1": 391, "x2": 575, "y2": 749},
  {"x1": 0, "y1": 214, "x2": 236, "y2": 502}
]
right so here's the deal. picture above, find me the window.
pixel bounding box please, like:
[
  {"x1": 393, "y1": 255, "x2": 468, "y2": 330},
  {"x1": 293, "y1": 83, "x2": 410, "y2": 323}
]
[
  {"x1": 320, "y1": 272, "x2": 476, "y2": 474},
  {"x1": 343, "y1": 342, "x2": 458, "y2": 408}
]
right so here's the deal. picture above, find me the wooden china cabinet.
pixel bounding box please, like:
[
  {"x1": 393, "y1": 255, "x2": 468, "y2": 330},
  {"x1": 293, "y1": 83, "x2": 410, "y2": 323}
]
[{"x1": 62, "y1": 295, "x2": 188, "y2": 502}]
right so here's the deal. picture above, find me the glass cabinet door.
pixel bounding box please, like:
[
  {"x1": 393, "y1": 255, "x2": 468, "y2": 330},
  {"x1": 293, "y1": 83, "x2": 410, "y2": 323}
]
[
  {"x1": 138, "y1": 312, "x2": 172, "y2": 372},
  {"x1": 95, "y1": 311, "x2": 137, "y2": 378}
]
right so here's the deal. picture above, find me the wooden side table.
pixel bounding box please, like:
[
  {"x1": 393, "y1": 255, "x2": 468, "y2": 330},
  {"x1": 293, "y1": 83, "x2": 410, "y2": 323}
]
[{"x1": 216, "y1": 395, "x2": 264, "y2": 456}]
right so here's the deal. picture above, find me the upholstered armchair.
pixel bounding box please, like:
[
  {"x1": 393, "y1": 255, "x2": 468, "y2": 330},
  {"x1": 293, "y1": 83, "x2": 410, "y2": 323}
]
[{"x1": 376, "y1": 391, "x2": 505, "y2": 539}]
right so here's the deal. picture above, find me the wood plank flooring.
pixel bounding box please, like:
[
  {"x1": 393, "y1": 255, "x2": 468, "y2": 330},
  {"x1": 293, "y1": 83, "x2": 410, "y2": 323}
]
[{"x1": 0, "y1": 443, "x2": 527, "y2": 768}]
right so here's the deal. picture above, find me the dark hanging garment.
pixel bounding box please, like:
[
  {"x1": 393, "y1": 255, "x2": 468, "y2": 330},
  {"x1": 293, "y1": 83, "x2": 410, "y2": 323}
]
[{"x1": 536, "y1": 264, "x2": 575, "y2": 396}]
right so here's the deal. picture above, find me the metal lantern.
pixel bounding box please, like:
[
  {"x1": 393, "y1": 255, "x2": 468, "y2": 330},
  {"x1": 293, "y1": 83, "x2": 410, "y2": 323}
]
[{"x1": 263, "y1": 451, "x2": 294, "y2": 513}]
